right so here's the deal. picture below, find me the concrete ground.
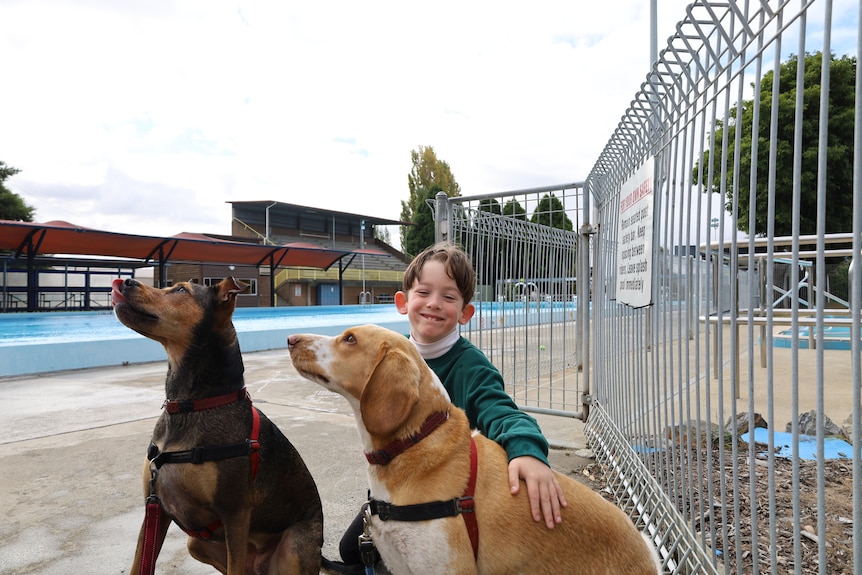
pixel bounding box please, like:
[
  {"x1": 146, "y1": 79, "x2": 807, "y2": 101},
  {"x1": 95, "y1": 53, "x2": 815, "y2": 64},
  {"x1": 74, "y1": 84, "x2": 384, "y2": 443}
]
[{"x1": 0, "y1": 348, "x2": 589, "y2": 575}]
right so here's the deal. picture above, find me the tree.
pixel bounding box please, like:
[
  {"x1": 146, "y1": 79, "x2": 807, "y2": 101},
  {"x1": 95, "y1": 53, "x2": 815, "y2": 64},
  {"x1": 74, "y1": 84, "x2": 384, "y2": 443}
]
[
  {"x1": 374, "y1": 225, "x2": 392, "y2": 246},
  {"x1": 0, "y1": 161, "x2": 35, "y2": 222},
  {"x1": 503, "y1": 199, "x2": 527, "y2": 219},
  {"x1": 530, "y1": 193, "x2": 573, "y2": 231},
  {"x1": 478, "y1": 198, "x2": 502, "y2": 215},
  {"x1": 402, "y1": 185, "x2": 441, "y2": 257},
  {"x1": 693, "y1": 52, "x2": 855, "y2": 236},
  {"x1": 466, "y1": 199, "x2": 504, "y2": 292},
  {"x1": 527, "y1": 193, "x2": 575, "y2": 288},
  {"x1": 400, "y1": 146, "x2": 461, "y2": 256}
]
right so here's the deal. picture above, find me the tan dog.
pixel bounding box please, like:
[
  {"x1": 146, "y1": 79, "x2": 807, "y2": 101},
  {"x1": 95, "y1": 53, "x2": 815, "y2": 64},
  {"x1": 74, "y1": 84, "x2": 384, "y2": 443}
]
[{"x1": 288, "y1": 324, "x2": 661, "y2": 575}]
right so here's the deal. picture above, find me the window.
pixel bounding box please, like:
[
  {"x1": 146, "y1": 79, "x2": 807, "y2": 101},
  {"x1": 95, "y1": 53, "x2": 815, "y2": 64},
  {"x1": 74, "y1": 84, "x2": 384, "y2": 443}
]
[{"x1": 204, "y1": 277, "x2": 257, "y2": 295}]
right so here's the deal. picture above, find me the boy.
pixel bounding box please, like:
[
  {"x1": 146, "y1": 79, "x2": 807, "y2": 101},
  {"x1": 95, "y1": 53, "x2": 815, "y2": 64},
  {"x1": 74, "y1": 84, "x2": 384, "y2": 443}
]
[{"x1": 340, "y1": 242, "x2": 566, "y2": 565}]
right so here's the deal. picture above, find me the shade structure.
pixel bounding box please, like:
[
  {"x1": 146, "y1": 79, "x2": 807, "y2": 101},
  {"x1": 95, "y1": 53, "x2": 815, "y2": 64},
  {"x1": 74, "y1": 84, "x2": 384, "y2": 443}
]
[{"x1": 0, "y1": 220, "x2": 388, "y2": 269}]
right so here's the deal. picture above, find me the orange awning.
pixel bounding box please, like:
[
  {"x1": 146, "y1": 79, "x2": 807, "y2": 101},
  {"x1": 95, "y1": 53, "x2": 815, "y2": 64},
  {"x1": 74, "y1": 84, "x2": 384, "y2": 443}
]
[{"x1": 0, "y1": 220, "x2": 385, "y2": 269}]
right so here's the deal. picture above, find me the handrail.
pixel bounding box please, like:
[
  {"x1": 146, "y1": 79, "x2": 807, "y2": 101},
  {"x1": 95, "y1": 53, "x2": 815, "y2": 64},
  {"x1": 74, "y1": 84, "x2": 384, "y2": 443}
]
[
  {"x1": 272, "y1": 267, "x2": 403, "y2": 289},
  {"x1": 232, "y1": 218, "x2": 272, "y2": 245}
]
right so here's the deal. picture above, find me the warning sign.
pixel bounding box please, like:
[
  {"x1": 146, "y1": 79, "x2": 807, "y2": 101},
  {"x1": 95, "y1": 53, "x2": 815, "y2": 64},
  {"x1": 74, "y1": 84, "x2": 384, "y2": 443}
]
[{"x1": 616, "y1": 161, "x2": 654, "y2": 308}]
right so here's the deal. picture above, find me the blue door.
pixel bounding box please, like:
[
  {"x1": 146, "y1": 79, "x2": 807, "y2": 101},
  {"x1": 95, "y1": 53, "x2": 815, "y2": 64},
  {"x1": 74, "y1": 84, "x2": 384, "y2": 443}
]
[{"x1": 317, "y1": 284, "x2": 339, "y2": 305}]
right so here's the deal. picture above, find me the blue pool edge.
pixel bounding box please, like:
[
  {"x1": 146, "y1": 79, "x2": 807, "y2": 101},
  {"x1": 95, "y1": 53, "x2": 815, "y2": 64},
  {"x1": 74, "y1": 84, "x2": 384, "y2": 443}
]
[{"x1": 1, "y1": 319, "x2": 410, "y2": 378}]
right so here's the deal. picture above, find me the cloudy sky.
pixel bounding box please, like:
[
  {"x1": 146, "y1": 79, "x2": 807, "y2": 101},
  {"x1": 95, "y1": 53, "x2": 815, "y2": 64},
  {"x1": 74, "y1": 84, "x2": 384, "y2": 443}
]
[{"x1": 1, "y1": 0, "x2": 843, "y2": 241}]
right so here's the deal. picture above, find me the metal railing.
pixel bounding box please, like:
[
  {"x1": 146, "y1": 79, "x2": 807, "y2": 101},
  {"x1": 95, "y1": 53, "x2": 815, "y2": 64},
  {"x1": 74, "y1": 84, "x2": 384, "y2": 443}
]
[{"x1": 273, "y1": 267, "x2": 404, "y2": 286}]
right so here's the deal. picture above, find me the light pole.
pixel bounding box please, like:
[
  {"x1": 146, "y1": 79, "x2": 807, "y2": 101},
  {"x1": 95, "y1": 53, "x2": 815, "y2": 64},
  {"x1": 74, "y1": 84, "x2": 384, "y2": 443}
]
[
  {"x1": 265, "y1": 202, "x2": 277, "y2": 245},
  {"x1": 360, "y1": 220, "x2": 367, "y2": 305}
]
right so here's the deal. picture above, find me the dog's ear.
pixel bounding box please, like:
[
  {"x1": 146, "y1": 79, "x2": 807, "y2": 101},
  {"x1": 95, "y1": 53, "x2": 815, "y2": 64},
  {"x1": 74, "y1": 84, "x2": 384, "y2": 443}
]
[
  {"x1": 360, "y1": 343, "x2": 420, "y2": 437},
  {"x1": 217, "y1": 277, "x2": 250, "y2": 303}
]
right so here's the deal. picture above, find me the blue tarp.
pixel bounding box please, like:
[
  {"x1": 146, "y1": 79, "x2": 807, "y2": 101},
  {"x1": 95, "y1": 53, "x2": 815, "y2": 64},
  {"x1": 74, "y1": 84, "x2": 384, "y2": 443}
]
[{"x1": 741, "y1": 427, "x2": 852, "y2": 460}]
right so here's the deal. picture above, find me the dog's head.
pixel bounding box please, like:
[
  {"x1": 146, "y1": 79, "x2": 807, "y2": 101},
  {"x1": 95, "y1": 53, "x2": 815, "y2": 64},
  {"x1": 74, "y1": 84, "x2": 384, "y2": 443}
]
[
  {"x1": 112, "y1": 277, "x2": 248, "y2": 364},
  {"x1": 288, "y1": 325, "x2": 449, "y2": 439}
]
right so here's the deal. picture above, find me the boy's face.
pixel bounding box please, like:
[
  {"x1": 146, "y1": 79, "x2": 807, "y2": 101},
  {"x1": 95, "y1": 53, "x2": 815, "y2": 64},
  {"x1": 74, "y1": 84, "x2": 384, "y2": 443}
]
[{"x1": 395, "y1": 260, "x2": 475, "y2": 344}]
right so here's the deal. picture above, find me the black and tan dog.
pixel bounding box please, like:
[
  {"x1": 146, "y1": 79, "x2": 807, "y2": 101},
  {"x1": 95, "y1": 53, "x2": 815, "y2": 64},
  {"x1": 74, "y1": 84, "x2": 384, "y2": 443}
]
[{"x1": 113, "y1": 277, "x2": 353, "y2": 575}]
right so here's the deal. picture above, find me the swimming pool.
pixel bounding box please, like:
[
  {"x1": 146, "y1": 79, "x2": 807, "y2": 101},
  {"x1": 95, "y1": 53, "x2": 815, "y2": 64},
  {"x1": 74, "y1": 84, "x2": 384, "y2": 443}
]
[
  {"x1": 467, "y1": 298, "x2": 581, "y2": 330},
  {"x1": 774, "y1": 324, "x2": 860, "y2": 351},
  {"x1": 0, "y1": 305, "x2": 409, "y2": 377}
]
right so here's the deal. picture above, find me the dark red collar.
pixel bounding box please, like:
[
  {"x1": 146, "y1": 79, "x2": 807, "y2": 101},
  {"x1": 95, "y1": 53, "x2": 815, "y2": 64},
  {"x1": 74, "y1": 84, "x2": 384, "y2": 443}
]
[
  {"x1": 163, "y1": 387, "x2": 249, "y2": 414},
  {"x1": 365, "y1": 411, "x2": 450, "y2": 465}
]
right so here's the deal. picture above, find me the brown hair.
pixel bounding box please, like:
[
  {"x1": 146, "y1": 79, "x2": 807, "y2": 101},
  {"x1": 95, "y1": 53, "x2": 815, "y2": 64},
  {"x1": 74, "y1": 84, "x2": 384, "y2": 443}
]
[{"x1": 402, "y1": 242, "x2": 476, "y2": 306}]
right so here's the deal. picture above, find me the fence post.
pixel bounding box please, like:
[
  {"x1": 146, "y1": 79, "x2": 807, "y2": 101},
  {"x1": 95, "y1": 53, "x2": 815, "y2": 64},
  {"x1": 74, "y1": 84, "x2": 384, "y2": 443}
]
[
  {"x1": 578, "y1": 223, "x2": 595, "y2": 419},
  {"x1": 434, "y1": 191, "x2": 451, "y2": 244}
]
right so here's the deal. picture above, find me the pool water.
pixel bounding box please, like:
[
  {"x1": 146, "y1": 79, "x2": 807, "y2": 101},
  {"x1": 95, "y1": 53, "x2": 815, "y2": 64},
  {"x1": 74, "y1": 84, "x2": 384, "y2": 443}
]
[
  {"x1": 0, "y1": 305, "x2": 409, "y2": 377},
  {"x1": 774, "y1": 324, "x2": 860, "y2": 351},
  {"x1": 0, "y1": 305, "x2": 407, "y2": 346},
  {"x1": 468, "y1": 299, "x2": 581, "y2": 330}
]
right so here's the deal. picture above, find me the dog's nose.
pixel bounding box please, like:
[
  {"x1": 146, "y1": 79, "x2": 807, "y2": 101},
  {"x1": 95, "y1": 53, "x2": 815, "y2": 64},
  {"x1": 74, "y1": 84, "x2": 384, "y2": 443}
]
[{"x1": 287, "y1": 335, "x2": 299, "y2": 349}]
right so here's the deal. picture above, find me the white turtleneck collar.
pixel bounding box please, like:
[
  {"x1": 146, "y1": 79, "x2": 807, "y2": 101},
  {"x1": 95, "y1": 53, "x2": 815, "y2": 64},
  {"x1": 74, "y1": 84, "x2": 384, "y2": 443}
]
[{"x1": 410, "y1": 327, "x2": 460, "y2": 360}]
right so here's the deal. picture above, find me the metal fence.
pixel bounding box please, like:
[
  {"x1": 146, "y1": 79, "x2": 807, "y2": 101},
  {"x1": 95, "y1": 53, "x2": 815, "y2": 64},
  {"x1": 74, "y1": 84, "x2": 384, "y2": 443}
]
[{"x1": 435, "y1": 0, "x2": 860, "y2": 573}]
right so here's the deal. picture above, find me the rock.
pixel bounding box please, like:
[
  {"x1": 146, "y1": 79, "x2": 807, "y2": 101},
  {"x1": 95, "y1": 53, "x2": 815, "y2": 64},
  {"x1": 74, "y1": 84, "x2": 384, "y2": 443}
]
[
  {"x1": 725, "y1": 412, "x2": 768, "y2": 435},
  {"x1": 788, "y1": 410, "x2": 850, "y2": 441},
  {"x1": 666, "y1": 420, "x2": 723, "y2": 448}
]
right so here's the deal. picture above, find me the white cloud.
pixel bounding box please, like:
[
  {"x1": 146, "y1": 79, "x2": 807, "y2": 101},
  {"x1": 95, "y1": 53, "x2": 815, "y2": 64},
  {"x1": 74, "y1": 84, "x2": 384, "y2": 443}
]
[{"x1": 4, "y1": 0, "x2": 794, "y2": 239}]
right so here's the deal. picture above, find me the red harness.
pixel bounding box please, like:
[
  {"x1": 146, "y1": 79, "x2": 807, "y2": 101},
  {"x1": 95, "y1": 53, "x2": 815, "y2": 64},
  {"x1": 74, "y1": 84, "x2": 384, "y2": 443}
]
[
  {"x1": 365, "y1": 411, "x2": 480, "y2": 560},
  {"x1": 138, "y1": 387, "x2": 261, "y2": 575}
]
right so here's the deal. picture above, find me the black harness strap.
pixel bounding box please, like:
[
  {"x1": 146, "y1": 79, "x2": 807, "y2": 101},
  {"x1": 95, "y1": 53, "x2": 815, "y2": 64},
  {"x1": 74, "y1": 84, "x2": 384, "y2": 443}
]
[
  {"x1": 366, "y1": 437, "x2": 480, "y2": 560},
  {"x1": 143, "y1": 388, "x2": 262, "y2": 547},
  {"x1": 368, "y1": 495, "x2": 474, "y2": 522},
  {"x1": 148, "y1": 439, "x2": 258, "y2": 469}
]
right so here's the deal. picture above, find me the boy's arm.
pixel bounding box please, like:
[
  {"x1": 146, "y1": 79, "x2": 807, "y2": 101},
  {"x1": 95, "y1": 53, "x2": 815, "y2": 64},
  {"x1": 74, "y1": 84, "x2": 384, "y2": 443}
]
[
  {"x1": 457, "y1": 356, "x2": 567, "y2": 527},
  {"x1": 463, "y1": 361, "x2": 550, "y2": 464}
]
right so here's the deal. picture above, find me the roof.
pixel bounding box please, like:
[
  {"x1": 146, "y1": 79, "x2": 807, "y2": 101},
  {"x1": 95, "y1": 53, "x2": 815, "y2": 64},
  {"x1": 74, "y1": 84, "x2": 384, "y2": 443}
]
[
  {"x1": 227, "y1": 200, "x2": 410, "y2": 227},
  {"x1": 0, "y1": 220, "x2": 387, "y2": 270}
]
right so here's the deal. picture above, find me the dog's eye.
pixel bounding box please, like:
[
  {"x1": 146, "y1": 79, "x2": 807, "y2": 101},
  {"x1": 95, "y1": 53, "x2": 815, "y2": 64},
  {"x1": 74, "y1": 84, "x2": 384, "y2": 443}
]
[{"x1": 342, "y1": 334, "x2": 356, "y2": 344}]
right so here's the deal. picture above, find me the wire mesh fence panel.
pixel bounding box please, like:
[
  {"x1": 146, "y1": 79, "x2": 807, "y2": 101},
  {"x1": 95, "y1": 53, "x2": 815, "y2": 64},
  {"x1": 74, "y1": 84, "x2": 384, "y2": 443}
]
[
  {"x1": 431, "y1": 185, "x2": 589, "y2": 417},
  {"x1": 585, "y1": 1, "x2": 861, "y2": 574}
]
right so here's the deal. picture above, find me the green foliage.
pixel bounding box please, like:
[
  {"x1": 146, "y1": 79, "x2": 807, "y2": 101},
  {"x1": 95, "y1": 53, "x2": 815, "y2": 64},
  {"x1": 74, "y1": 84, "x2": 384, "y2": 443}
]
[
  {"x1": 530, "y1": 193, "x2": 573, "y2": 231},
  {"x1": 503, "y1": 199, "x2": 527, "y2": 219},
  {"x1": 373, "y1": 225, "x2": 392, "y2": 245},
  {"x1": 400, "y1": 146, "x2": 461, "y2": 256},
  {"x1": 402, "y1": 184, "x2": 442, "y2": 258},
  {"x1": 829, "y1": 258, "x2": 851, "y2": 303},
  {"x1": 0, "y1": 161, "x2": 35, "y2": 222},
  {"x1": 478, "y1": 198, "x2": 502, "y2": 215},
  {"x1": 526, "y1": 193, "x2": 575, "y2": 280},
  {"x1": 693, "y1": 52, "x2": 856, "y2": 236}
]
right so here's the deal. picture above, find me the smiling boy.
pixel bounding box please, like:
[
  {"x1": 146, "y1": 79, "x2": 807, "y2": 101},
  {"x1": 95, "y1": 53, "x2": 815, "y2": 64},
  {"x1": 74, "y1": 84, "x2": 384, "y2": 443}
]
[{"x1": 394, "y1": 242, "x2": 567, "y2": 528}]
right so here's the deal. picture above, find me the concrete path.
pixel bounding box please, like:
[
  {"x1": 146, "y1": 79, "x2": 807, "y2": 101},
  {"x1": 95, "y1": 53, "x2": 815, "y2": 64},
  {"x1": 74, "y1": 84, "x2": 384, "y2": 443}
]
[{"x1": 0, "y1": 348, "x2": 587, "y2": 575}]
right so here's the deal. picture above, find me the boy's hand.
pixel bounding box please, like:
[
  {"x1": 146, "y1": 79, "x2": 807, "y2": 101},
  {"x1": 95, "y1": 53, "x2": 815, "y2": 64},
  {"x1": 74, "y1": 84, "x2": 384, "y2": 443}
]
[{"x1": 508, "y1": 456, "x2": 567, "y2": 529}]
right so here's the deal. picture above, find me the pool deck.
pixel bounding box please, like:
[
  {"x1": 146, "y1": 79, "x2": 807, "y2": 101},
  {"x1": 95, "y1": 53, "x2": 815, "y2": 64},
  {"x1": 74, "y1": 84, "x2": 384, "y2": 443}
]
[{"x1": 0, "y1": 348, "x2": 588, "y2": 575}]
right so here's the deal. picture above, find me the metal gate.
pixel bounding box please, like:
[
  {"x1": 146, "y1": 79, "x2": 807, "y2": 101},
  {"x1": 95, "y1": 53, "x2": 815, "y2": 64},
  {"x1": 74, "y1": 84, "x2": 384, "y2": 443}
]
[
  {"x1": 435, "y1": 1, "x2": 860, "y2": 573},
  {"x1": 431, "y1": 184, "x2": 590, "y2": 419}
]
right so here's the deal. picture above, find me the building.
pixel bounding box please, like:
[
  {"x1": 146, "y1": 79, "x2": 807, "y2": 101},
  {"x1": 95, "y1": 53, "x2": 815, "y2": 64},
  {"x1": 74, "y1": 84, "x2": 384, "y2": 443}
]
[{"x1": 0, "y1": 202, "x2": 411, "y2": 311}]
